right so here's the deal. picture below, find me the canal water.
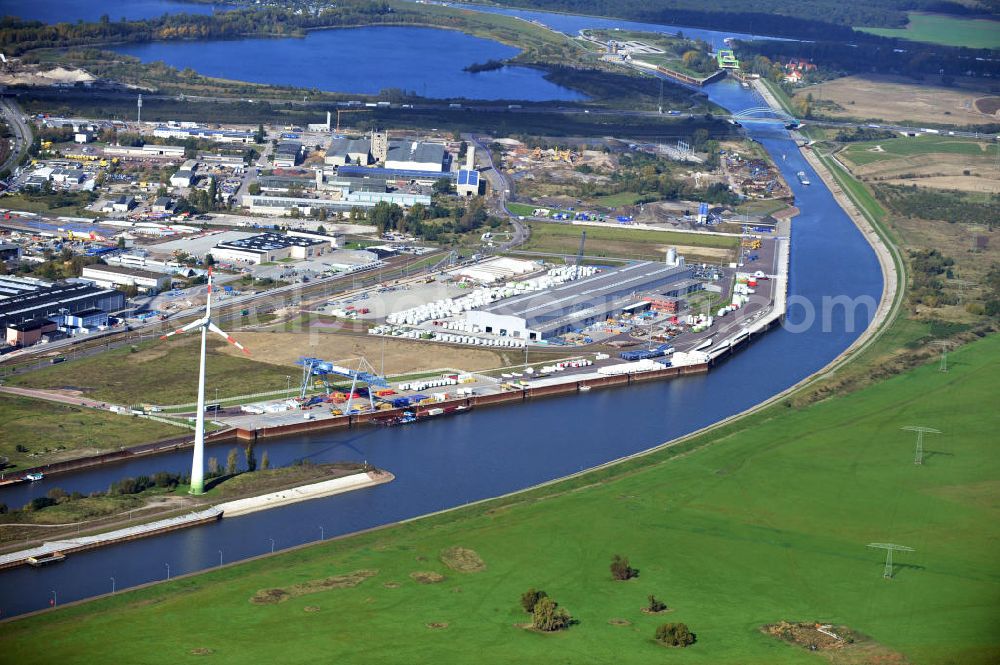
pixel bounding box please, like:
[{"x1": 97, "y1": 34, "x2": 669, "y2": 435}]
[
  {"x1": 0, "y1": 0, "x2": 218, "y2": 23},
  {"x1": 0, "y1": 72, "x2": 883, "y2": 617}
]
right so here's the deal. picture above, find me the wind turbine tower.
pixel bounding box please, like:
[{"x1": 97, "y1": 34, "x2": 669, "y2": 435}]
[{"x1": 160, "y1": 268, "x2": 249, "y2": 494}]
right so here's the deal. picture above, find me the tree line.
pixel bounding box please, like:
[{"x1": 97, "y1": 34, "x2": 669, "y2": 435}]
[
  {"x1": 735, "y1": 33, "x2": 999, "y2": 82},
  {"x1": 1, "y1": 2, "x2": 445, "y2": 56},
  {"x1": 456, "y1": 0, "x2": 993, "y2": 39}
]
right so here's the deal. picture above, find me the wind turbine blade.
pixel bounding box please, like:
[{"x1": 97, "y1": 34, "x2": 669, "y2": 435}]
[
  {"x1": 208, "y1": 322, "x2": 250, "y2": 355},
  {"x1": 159, "y1": 317, "x2": 207, "y2": 340}
]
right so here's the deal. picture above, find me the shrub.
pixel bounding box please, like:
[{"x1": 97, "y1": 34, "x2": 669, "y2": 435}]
[
  {"x1": 655, "y1": 622, "x2": 695, "y2": 647},
  {"x1": 27, "y1": 496, "x2": 56, "y2": 511},
  {"x1": 610, "y1": 554, "x2": 638, "y2": 581},
  {"x1": 520, "y1": 588, "x2": 548, "y2": 613},
  {"x1": 647, "y1": 594, "x2": 668, "y2": 612},
  {"x1": 532, "y1": 597, "x2": 571, "y2": 632}
]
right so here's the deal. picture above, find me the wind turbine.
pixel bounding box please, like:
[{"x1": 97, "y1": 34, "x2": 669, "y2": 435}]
[{"x1": 160, "y1": 268, "x2": 249, "y2": 494}]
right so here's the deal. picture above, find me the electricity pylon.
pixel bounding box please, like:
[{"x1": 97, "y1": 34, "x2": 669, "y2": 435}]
[
  {"x1": 901, "y1": 426, "x2": 941, "y2": 465},
  {"x1": 867, "y1": 543, "x2": 914, "y2": 579}
]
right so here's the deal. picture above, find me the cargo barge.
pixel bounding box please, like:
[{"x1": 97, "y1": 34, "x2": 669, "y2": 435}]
[
  {"x1": 374, "y1": 404, "x2": 472, "y2": 426},
  {"x1": 796, "y1": 171, "x2": 811, "y2": 185},
  {"x1": 26, "y1": 552, "x2": 65, "y2": 567}
]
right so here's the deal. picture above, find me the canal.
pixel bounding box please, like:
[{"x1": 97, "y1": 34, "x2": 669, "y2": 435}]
[{"x1": 0, "y1": 32, "x2": 882, "y2": 622}]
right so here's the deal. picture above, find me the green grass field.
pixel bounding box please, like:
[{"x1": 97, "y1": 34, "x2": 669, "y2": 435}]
[
  {"x1": 6, "y1": 336, "x2": 295, "y2": 406},
  {"x1": 858, "y1": 12, "x2": 1000, "y2": 49},
  {"x1": 841, "y1": 135, "x2": 991, "y2": 166},
  {"x1": 4, "y1": 330, "x2": 996, "y2": 664},
  {"x1": 592, "y1": 191, "x2": 647, "y2": 207},
  {"x1": 523, "y1": 222, "x2": 737, "y2": 260},
  {"x1": 0, "y1": 394, "x2": 182, "y2": 470}
]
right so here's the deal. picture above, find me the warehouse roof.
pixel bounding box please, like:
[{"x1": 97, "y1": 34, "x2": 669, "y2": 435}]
[
  {"x1": 275, "y1": 141, "x2": 302, "y2": 156},
  {"x1": 479, "y1": 262, "x2": 695, "y2": 332},
  {"x1": 82, "y1": 264, "x2": 166, "y2": 281},
  {"x1": 457, "y1": 169, "x2": 479, "y2": 186},
  {"x1": 215, "y1": 232, "x2": 326, "y2": 254},
  {"x1": 386, "y1": 140, "x2": 445, "y2": 167},
  {"x1": 7, "y1": 317, "x2": 56, "y2": 332},
  {"x1": 72, "y1": 307, "x2": 107, "y2": 318},
  {"x1": 327, "y1": 137, "x2": 371, "y2": 157},
  {"x1": 336, "y1": 165, "x2": 456, "y2": 181}
]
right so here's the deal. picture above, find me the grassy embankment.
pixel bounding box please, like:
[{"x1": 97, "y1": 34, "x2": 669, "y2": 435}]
[
  {"x1": 5, "y1": 335, "x2": 293, "y2": 406},
  {"x1": 0, "y1": 394, "x2": 182, "y2": 471},
  {"x1": 2, "y1": 331, "x2": 996, "y2": 664},
  {"x1": 857, "y1": 12, "x2": 1000, "y2": 49},
  {"x1": 0, "y1": 463, "x2": 367, "y2": 546},
  {"x1": 519, "y1": 222, "x2": 738, "y2": 262}
]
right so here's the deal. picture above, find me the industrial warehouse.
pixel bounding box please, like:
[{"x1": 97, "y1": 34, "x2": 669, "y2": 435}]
[
  {"x1": 466, "y1": 259, "x2": 699, "y2": 340},
  {"x1": 0, "y1": 279, "x2": 125, "y2": 346},
  {"x1": 211, "y1": 232, "x2": 332, "y2": 265}
]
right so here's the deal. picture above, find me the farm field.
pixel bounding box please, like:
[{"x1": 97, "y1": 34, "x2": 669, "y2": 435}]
[
  {"x1": 521, "y1": 222, "x2": 738, "y2": 262},
  {"x1": 857, "y1": 12, "x2": 1000, "y2": 49},
  {"x1": 0, "y1": 393, "x2": 182, "y2": 470},
  {"x1": 840, "y1": 135, "x2": 991, "y2": 166},
  {"x1": 6, "y1": 336, "x2": 294, "y2": 405},
  {"x1": 2, "y1": 331, "x2": 996, "y2": 664},
  {"x1": 839, "y1": 136, "x2": 1000, "y2": 195},
  {"x1": 794, "y1": 74, "x2": 999, "y2": 126}
]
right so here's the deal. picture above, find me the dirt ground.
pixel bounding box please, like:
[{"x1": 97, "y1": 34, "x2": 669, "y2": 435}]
[
  {"x1": 796, "y1": 74, "x2": 999, "y2": 126},
  {"x1": 216, "y1": 330, "x2": 529, "y2": 374},
  {"x1": 761, "y1": 622, "x2": 909, "y2": 665},
  {"x1": 882, "y1": 175, "x2": 1000, "y2": 194},
  {"x1": 0, "y1": 65, "x2": 95, "y2": 87}
]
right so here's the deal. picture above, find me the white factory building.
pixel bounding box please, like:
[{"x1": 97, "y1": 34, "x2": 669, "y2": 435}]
[
  {"x1": 211, "y1": 232, "x2": 331, "y2": 265},
  {"x1": 105, "y1": 144, "x2": 186, "y2": 159},
  {"x1": 153, "y1": 126, "x2": 254, "y2": 144},
  {"x1": 170, "y1": 160, "x2": 199, "y2": 188},
  {"x1": 241, "y1": 190, "x2": 430, "y2": 216},
  {"x1": 81, "y1": 264, "x2": 172, "y2": 293}
]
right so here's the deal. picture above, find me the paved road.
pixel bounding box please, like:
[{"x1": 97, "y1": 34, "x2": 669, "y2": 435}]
[
  {"x1": 0, "y1": 98, "x2": 32, "y2": 175},
  {"x1": 0, "y1": 385, "x2": 119, "y2": 411},
  {"x1": 466, "y1": 133, "x2": 529, "y2": 251}
]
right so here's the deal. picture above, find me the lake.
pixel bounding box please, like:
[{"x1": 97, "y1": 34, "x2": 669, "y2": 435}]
[
  {"x1": 0, "y1": 0, "x2": 218, "y2": 23},
  {"x1": 111, "y1": 26, "x2": 587, "y2": 101}
]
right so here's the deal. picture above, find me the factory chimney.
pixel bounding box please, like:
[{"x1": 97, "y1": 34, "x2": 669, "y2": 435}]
[
  {"x1": 466, "y1": 145, "x2": 476, "y2": 171},
  {"x1": 326, "y1": 111, "x2": 332, "y2": 132}
]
